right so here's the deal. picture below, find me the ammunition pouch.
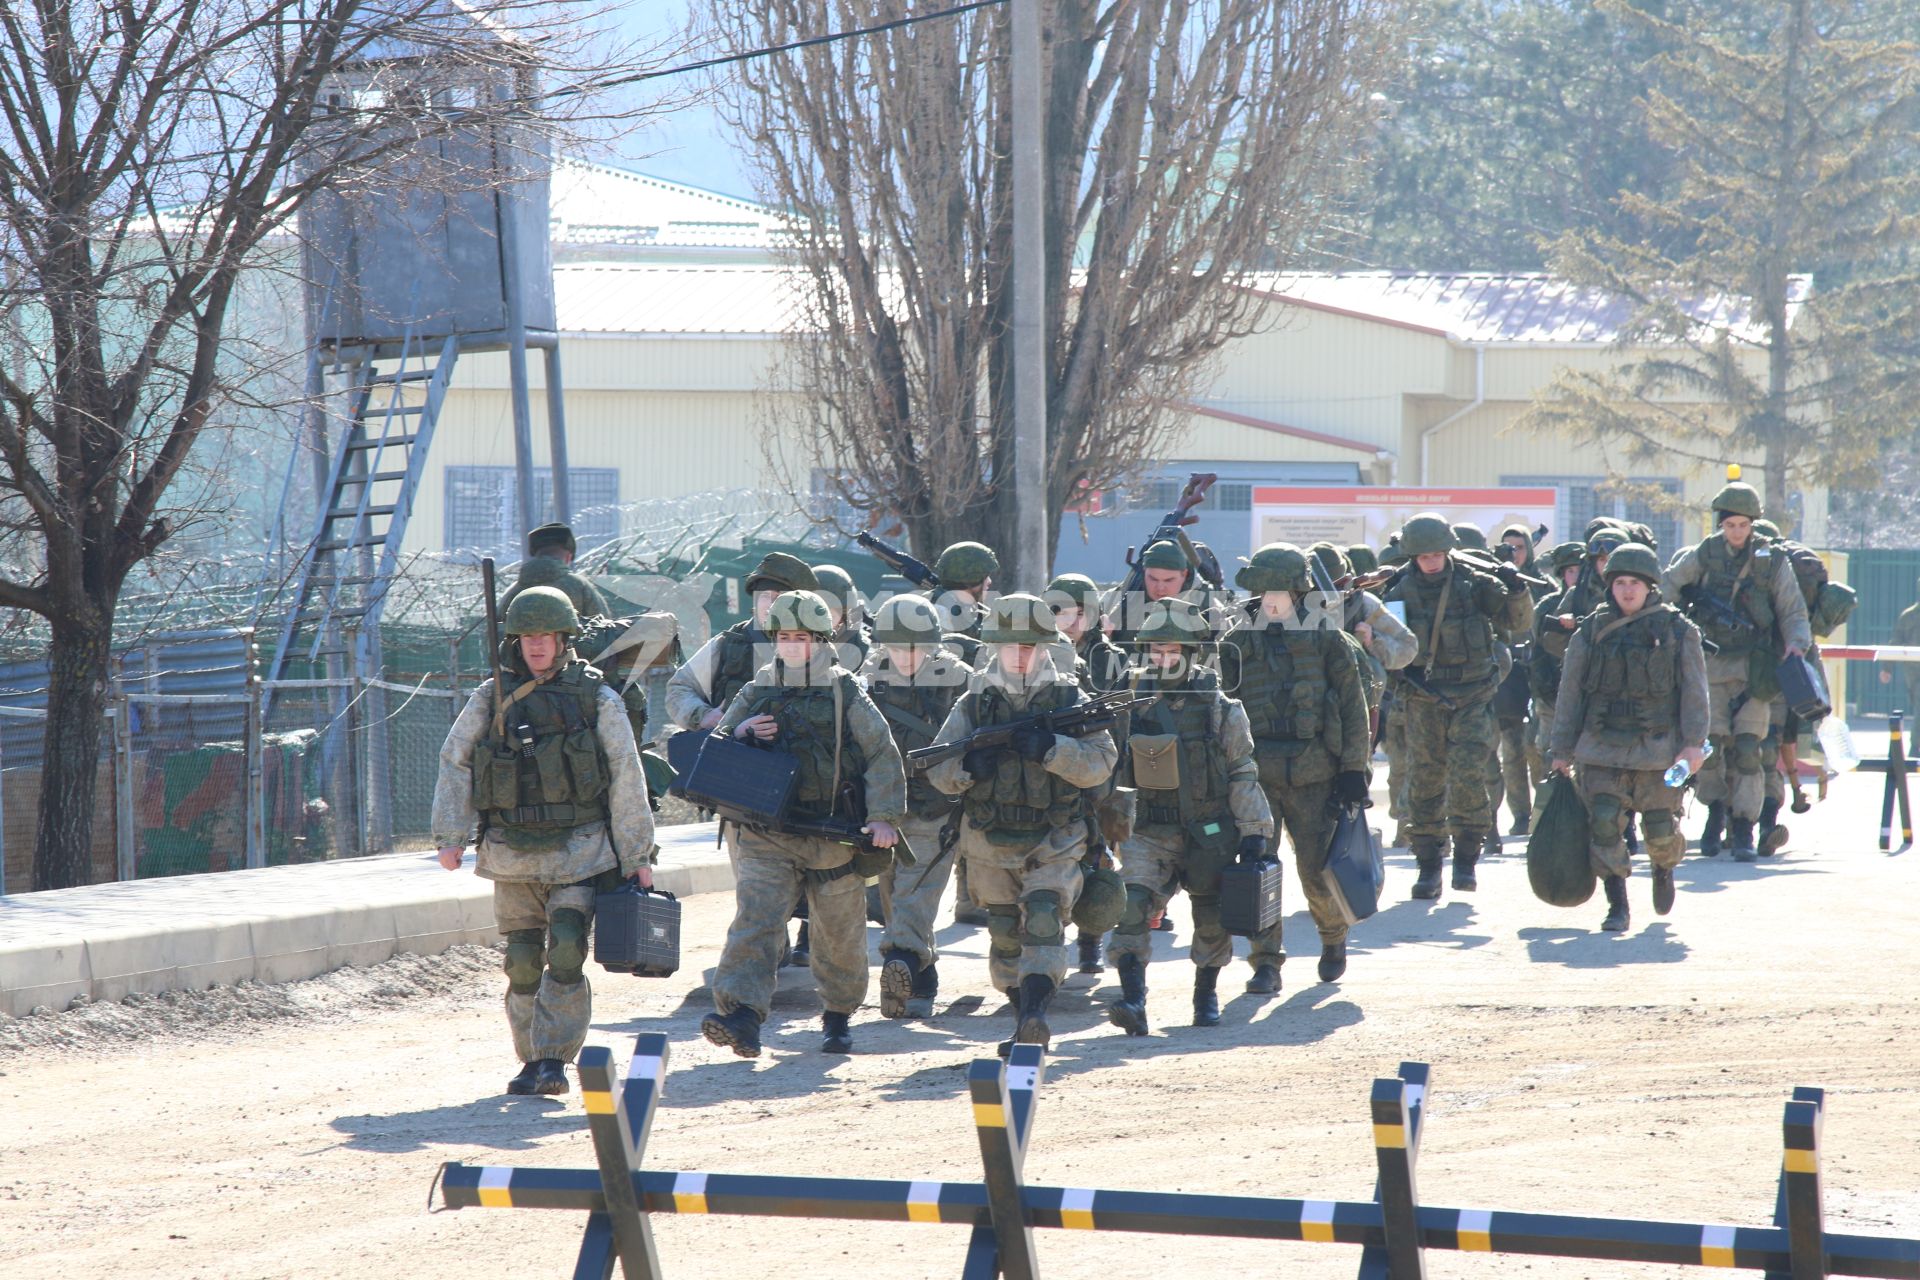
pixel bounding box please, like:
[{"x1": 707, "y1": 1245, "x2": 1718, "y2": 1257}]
[{"x1": 1127, "y1": 734, "x2": 1182, "y2": 790}]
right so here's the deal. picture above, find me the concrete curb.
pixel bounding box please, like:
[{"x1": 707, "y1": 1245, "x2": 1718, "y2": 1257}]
[{"x1": 0, "y1": 822, "x2": 731, "y2": 1018}]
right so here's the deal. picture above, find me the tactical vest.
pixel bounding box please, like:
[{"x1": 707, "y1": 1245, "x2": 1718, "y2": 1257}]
[
  {"x1": 1222, "y1": 618, "x2": 1334, "y2": 748},
  {"x1": 960, "y1": 679, "x2": 1083, "y2": 843},
  {"x1": 1127, "y1": 669, "x2": 1232, "y2": 830},
  {"x1": 472, "y1": 660, "x2": 612, "y2": 848},
  {"x1": 1577, "y1": 604, "x2": 1687, "y2": 742},
  {"x1": 1687, "y1": 534, "x2": 1777, "y2": 655},
  {"x1": 1393, "y1": 563, "x2": 1497, "y2": 683},
  {"x1": 710, "y1": 621, "x2": 769, "y2": 712},
  {"x1": 731, "y1": 670, "x2": 867, "y2": 820},
  {"x1": 868, "y1": 653, "x2": 967, "y2": 816}
]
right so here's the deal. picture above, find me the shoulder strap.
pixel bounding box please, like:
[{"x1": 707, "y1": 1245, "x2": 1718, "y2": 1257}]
[
  {"x1": 1592, "y1": 607, "x2": 1662, "y2": 645},
  {"x1": 1423, "y1": 568, "x2": 1455, "y2": 672},
  {"x1": 830, "y1": 673, "x2": 847, "y2": 806}
]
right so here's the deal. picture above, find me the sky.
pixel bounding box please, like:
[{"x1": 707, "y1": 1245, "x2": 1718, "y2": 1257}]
[{"x1": 599, "y1": 1, "x2": 760, "y2": 199}]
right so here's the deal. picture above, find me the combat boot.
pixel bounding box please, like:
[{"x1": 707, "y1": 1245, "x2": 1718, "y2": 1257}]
[
  {"x1": 505, "y1": 1061, "x2": 541, "y2": 1096},
  {"x1": 1482, "y1": 829, "x2": 1502, "y2": 862},
  {"x1": 1652, "y1": 865, "x2": 1676, "y2": 916},
  {"x1": 878, "y1": 948, "x2": 918, "y2": 1019},
  {"x1": 906, "y1": 958, "x2": 939, "y2": 1019},
  {"x1": 1410, "y1": 841, "x2": 1445, "y2": 900},
  {"x1": 1191, "y1": 965, "x2": 1221, "y2": 1027},
  {"x1": 1317, "y1": 941, "x2": 1347, "y2": 983},
  {"x1": 532, "y1": 1058, "x2": 569, "y2": 1095},
  {"x1": 1153, "y1": 911, "x2": 1176, "y2": 933},
  {"x1": 820, "y1": 1011, "x2": 854, "y2": 1055},
  {"x1": 1245, "y1": 962, "x2": 1281, "y2": 996},
  {"x1": 1599, "y1": 875, "x2": 1630, "y2": 932},
  {"x1": 1076, "y1": 932, "x2": 1105, "y2": 974},
  {"x1": 1728, "y1": 817, "x2": 1758, "y2": 862},
  {"x1": 1757, "y1": 797, "x2": 1788, "y2": 857},
  {"x1": 789, "y1": 919, "x2": 812, "y2": 968},
  {"x1": 1107, "y1": 954, "x2": 1150, "y2": 1037},
  {"x1": 1697, "y1": 801, "x2": 1726, "y2": 858},
  {"x1": 701, "y1": 1006, "x2": 764, "y2": 1059},
  {"x1": 1509, "y1": 810, "x2": 1530, "y2": 838},
  {"x1": 1013, "y1": 974, "x2": 1056, "y2": 1051},
  {"x1": 1451, "y1": 834, "x2": 1481, "y2": 892},
  {"x1": 995, "y1": 985, "x2": 1020, "y2": 1055}
]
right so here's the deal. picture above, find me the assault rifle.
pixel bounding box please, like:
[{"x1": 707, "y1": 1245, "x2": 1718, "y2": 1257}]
[
  {"x1": 1113, "y1": 472, "x2": 1217, "y2": 602},
  {"x1": 906, "y1": 688, "x2": 1154, "y2": 774},
  {"x1": 1680, "y1": 585, "x2": 1760, "y2": 640},
  {"x1": 782, "y1": 813, "x2": 918, "y2": 866},
  {"x1": 855, "y1": 530, "x2": 939, "y2": 592},
  {"x1": 482, "y1": 557, "x2": 506, "y2": 733}
]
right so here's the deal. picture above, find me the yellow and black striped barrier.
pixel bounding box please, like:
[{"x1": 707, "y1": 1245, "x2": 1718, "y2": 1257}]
[
  {"x1": 1872, "y1": 711, "x2": 1913, "y2": 851},
  {"x1": 437, "y1": 1036, "x2": 1920, "y2": 1279}
]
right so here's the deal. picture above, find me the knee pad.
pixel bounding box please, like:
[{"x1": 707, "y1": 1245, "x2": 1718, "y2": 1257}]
[
  {"x1": 1732, "y1": 733, "x2": 1765, "y2": 774},
  {"x1": 1588, "y1": 793, "x2": 1625, "y2": 847},
  {"x1": 1115, "y1": 883, "x2": 1154, "y2": 936},
  {"x1": 1641, "y1": 809, "x2": 1678, "y2": 841},
  {"x1": 986, "y1": 906, "x2": 1023, "y2": 959},
  {"x1": 546, "y1": 909, "x2": 590, "y2": 984},
  {"x1": 1020, "y1": 891, "x2": 1064, "y2": 948},
  {"x1": 1188, "y1": 894, "x2": 1223, "y2": 938},
  {"x1": 503, "y1": 928, "x2": 545, "y2": 994}
]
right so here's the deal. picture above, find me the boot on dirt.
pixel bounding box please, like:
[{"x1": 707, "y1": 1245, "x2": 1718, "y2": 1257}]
[
  {"x1": 701, "y1": 1006, "x2": 764, "y2": 1059},
  {"x1": 1001, "y1": 975, "x2": 1056, "y2": 1056},
  {"x1": 1727, "y1": 817, "x2": 1759, "y2": 863},
  {"x1": 1191, "y1": 965, "x2": 1222, "y2": 1027},
  {"x1": 1451, "y1": 833, "x2": 1481, "y2": 892},
  {"x1": 1107, "y1": 954, "x2": 1150, "y2": 1037},
  {"x1": 1757, "y1": 797, "x2": 1788, "y2": 857},
  {"x1": 506, "y1": 1061, "x2": 541, "y2": 1096},
  {"x1": 879, "y1": 948, "x2": 918, "y2": 1019},
  {"x1": 820, "y1": 1011, "x2": 854, "y2": 1055},
  {"x1": 1697, "y1": 801, "x2": 1726, "y2": 858},
  {"x1": 1509, "y1": 810, "x2": 1531, "y2": 838},
  {"x1": 996, "y1": 986, "x2": 1021, "y2": 1057},
  {"x1": 788, "y1": 919, "x2": 812, "y2": 968},
  {"x1": 1482, "y1": 829, "x2": 1502, "y2": 861},
  {"x1": 1652, "y1": 865, "x2": 1676, "y2": 916},
  {"x1": 906, "y1": 959, "x2": 939, "y2": 1019},
  {"x1": 1076, "y1": 931, "x2": 1105, "y2": 974},
  {"x1": 1411, "y1": 841, "x2": 1445, "y2": 900},
  {"x1": 1245, "y1": 962, "x2": 1281, "y2": 996},
  {"x1": 1599, "y1": 875, "x2": 1630, "y2": 932},
  {"x1": 531, "y1": 1059, "x2": 569, "y2": 1095},
  {"x1": 1317, "y1": 941, "x2": 1348, "y2": 983}
]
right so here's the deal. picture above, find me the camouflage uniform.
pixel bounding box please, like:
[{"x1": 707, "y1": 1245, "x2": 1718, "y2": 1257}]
[{"x1": 431, "y1": 608, "x2": 657, "y2": 1082}]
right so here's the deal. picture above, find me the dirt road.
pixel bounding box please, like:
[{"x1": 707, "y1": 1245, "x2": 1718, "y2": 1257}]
[{"x1": 3, "y1": 769, "x2": 1917, "y2": 1279}]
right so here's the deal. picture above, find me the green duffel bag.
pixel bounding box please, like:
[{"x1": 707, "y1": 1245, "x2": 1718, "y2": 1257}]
[{"x1": 1527, "y1": 773, "x2": 1595, "y2": 908}]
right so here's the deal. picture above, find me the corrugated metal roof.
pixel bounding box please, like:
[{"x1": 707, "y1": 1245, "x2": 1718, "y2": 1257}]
[
  {"x1": 555, "y1": 263, "x2": 811, "y2": 334},
  {"x1": 1241, "y1": 271, "x2": 1812, "y2": 345}
]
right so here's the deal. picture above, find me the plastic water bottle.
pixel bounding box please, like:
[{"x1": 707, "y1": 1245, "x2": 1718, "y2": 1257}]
[
  {"x1": 1816, "y1": 715, "x2": 1861, "y2": 773},
  {"x1": 1664, "y1": 740, "x2": 1715, "y2": 788}
]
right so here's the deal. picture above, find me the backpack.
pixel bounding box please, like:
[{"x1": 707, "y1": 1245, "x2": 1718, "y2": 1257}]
[{"x1": 1775, "y1": 539, "x2": 1856, "y2": 639}]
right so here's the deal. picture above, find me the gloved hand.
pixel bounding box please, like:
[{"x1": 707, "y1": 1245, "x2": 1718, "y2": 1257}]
[
  {"x1": 1010, "y1": 725, "x2": 1055, "y2": 761},
  {"x1": 1237, "y1": 835, "x2": 1268, "y2": 864},
  {"x1": 1495, "y1": 563, "x2": 1523, "y2": 591},
  {"x1": 1334, "y1": 770, "x2": 1371, "y2": 806},
  {"x1": 962, "y1": 746, "x2": 1003, "y2": 779}
]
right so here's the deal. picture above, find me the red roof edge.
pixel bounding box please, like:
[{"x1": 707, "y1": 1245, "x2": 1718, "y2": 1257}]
[{"x1": 1181, "y1": 403, "x2": 1387, "y2": 455}]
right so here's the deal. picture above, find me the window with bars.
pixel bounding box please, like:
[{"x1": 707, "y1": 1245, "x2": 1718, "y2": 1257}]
[
  {"x1": 1137, "y1": 477, "x2": 1252, "y2": 513},
  {"x1": 444, "y1": 466, "x2": 620, "y2": 557},
  {"x1": 1501, "y1": 475, "x2": 1683, "y2": 554}
]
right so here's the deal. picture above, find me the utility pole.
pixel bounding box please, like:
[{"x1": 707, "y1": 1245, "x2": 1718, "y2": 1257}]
[{"x1": 1010, "y1": 0, "x2": 1048, "y2": 588}]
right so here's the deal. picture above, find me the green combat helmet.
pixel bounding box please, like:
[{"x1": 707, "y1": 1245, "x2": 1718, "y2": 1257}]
[
  {"x1": 1752, "y1": 519, "x2": 1782, "y2": 541},
  {"x1": 812, "y1": 564, "x2": 859, "y2": 616},
  {"x1": 1072, "y1": 862, "x2": 1127, "y2": 933},
  {"x1": 935, "y1": 541, "x2": 999, "y2": 589},
  {"x1": 1047, "y1": 572, "x2": 1102, "y2": 609},
  {"x1": 1346, "y1": 545, "x2": 1379, "y2": 575},
  {"x1": 744, "y1": 551, "x2": 818, "y2": 596},
  {"x1": 527, "y1": 522, "x2": 576, "y2": 557},
  {"x1": 504, "y1": 585, "x2": 580, "y2": 636},
  {"x1": 1134, "y1": 597, "x2": 1211, "y2": 644},
  {"x1": 1307, "y1": 541, "x2": 1352, "y2": 581},
  {"x1": 766, "y1": 589, "x2": 836, "y2": 637},
  {"x1": 1586, "y1": 527, "x2": 1629, "y2": 559},
  {"x1": 981, "y1": 592, "x2": 1057, "y2": 644},
  {"x1": 871, "y1": 593, "x2": 945, "y2": 646},
  {"x1": 1450, "y1": 522, "x2": 1489, "y2": 550},
  {"x1": 1711, "y1": 481, "x2": 1765, "y2": 522},
  {"x1": 1140, "y1": 539, "x2": 1189, "y2": 571},
  {"x1": 1602, "y1": 543, "x2": 1661, "y2": 586},
  {"x1": 1234, "y1": 542, "x2": 1311, "y2": 594},
  {"x1": 1399, "y1": 513, "x2": 1458, "y2": 556},
  {"x1": 1543, "y1": 540, "x2": 1586, "y2": 574}
]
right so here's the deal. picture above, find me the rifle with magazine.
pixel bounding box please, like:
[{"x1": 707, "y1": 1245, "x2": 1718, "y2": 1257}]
[
  {"x1": 1679, "y1": 584, "x2": 1763, "y2": 644},
  {"x1": 1112, "y1": 472, "x2": 1217, "y2": 602},
  {"x1": 906, "y1": 688, "x2": 1154, "y2": 774},
  {"x1": 855, "y1": 530, "x2": 940, "y2": 592}
]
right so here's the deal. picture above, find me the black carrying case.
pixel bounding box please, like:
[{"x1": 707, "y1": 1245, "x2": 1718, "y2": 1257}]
[
  {"x1": 594, "y1": 882, "x2": 682, "y2": 977},
  {"x1": 670, "y1": 733, "x2": 799, "y2": 828},
  {"x1": 1218, "y1": 858, "x2": 1285, "y2": 937},
  {"x1": 1775, "y1": 653, "x2": 1831, "y2": 722}
]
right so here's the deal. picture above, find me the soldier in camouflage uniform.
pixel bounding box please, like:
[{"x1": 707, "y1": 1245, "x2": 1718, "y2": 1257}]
[
  {"x1": 1381, "y1": 514, "x2": 1533, "y2": 899},
  {"x1": 699, "y1": 591, "x2": 907, "y2": 1057},
  {"x1": 928, "y1": 594, "x2": 1118, "y2": 1054},
  {"x1": 1306, "y1": 542, "x2": 1418, "y2": 717},
  {"x1": 932, "y1": 541, "x2": 999, "y2": 924},
  {"x1": 1662, "y1": 481, "x2": 1811, "y2": 861},
  {"x1": 813, "y1": 563, "x2": 873, "y2": 671},
  {"x1": 500, "y1": 522, "x2": 611, "y2": 620},
  {"x1": 1101, "y1": 600, "x2": 1274, "y2": 1035},
  {"x1": 1528, "y1": 541, "x2": 1588, "y2": 779},
  {"x1": 1490, "y1": 524, "x2": 1552, "y2": 840},
  {"x1": 1551, "y1": 545, "x2": 1710, "y2": 932},
  {"x1": 865, "y1": 594, "x2": 973, "y2": 1019},
  {"x1": 1218, "y1": 545, "x2": 1373, "y2": 987},
  {"x1": 433, "y1": 586, "x2": 657, "y2": 1097}
]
